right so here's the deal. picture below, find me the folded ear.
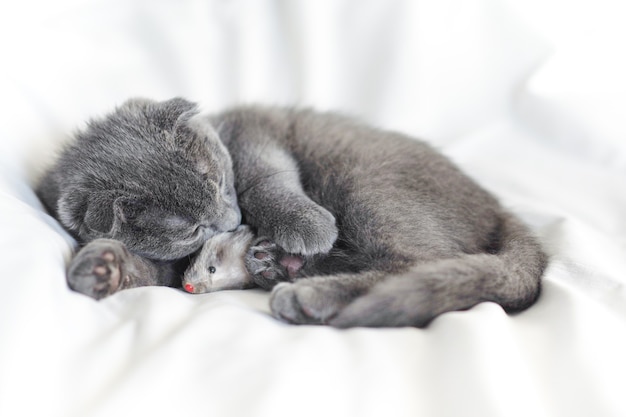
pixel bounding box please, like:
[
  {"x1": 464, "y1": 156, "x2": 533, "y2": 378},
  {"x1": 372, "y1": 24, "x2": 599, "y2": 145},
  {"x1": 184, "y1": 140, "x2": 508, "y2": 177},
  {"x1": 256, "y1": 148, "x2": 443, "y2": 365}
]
[
  {"x1": 160, "y1": 97, "x2": 198, "y2": 116},
  {"x1": 118, "y1": 97, "x2": 199, "y2": 133},
  {"x1": 57, "y1": 190, "x2": 88, "y2": 234},
  {"x1": 58, "y1": 190, "x2": 146, "y2": 237},
  {"x1": 184, "y1": 112, "x2": 222, "y2": 146},
  {"x1": 82, "y1": 192, "x2": 131, "y2": 235},
  {"x1": 110, "y1": 195, "x2": 147, "y2": 225},
  {"x1": 176, "y1": 111, "x2": 228, "y2": 160},
  {"x1": 119, "y1": 97, "x2": 157, "y2": 110},
  {"x1": 86, "y1": 194, "x2": 150, "y2": 236}
]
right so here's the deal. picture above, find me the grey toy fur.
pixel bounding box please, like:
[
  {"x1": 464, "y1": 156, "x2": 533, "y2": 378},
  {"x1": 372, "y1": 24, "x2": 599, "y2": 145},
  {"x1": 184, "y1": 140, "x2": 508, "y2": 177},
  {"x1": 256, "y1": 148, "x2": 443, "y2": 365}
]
[
  {"x1": 37, "y1": 97, "x2": 547, "y2": 327},
  {"x1": 183, "y1": 225, "x2": 255, "y2": 293}
]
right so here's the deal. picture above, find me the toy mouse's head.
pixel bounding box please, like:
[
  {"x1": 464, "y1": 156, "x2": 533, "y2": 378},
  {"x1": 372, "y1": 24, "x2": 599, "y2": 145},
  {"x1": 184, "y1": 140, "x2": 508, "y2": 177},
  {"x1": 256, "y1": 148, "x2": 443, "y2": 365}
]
[{"x1": 183, "y1": 225, "x2": 255, "y2": 293}]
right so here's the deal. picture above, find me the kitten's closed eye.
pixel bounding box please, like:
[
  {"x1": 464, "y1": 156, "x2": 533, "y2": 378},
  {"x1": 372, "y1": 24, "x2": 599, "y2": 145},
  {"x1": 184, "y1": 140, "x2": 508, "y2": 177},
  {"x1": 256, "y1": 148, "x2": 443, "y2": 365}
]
[
  {"x1": 163, "y1": 216, "x2": 210, "y2": 240},
  {"x1": 132, "y1": 212, "x2": 198, "y2": 238}
]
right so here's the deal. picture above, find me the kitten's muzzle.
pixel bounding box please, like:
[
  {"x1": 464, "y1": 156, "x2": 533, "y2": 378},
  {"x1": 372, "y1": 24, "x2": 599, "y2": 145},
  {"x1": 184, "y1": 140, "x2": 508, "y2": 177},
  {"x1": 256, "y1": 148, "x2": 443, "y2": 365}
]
[
  {"x1": 195, "y1": 205, "x2": 241, "y2": 242},
  {"x1": 217, "y1": 204, "x2": 242, "y2": 233}
]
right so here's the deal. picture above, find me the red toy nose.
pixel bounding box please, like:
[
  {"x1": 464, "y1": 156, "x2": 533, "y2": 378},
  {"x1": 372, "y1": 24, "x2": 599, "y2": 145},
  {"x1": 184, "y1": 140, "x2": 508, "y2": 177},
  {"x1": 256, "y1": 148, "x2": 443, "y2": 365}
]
[{"x1": 184, "y1": 283, "x2": 195, "y2": 293}]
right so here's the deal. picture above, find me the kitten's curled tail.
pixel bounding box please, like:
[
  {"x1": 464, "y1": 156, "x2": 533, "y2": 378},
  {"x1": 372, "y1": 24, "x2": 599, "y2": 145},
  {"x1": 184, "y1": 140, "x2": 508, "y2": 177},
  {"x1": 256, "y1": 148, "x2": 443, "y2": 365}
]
[{"x1": 330, "y1": 213, "x2": 548, "y2": 328}]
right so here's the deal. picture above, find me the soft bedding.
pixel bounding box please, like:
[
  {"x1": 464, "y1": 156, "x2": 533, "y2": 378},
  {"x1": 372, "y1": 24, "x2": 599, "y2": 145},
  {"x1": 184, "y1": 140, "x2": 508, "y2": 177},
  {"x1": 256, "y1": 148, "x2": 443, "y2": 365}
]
[{"x1": 1, "y1": 1, "x2": 625, "y2": 416}]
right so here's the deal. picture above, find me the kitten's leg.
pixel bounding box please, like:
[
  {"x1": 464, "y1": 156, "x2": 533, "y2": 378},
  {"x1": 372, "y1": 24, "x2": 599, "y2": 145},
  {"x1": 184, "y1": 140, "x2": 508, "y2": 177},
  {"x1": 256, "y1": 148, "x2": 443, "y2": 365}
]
[
  {"x1": 270, "y1": 211, "x2": 546, "y2": 328},
  {"x1": 273, "y1": 252, "x2": 545, "y2": 328},
  {"x1": 234, "y1": 146, "x2": 338, "y2": 256},
  {"x1": 67, "y1": 239, "x2": 181, "y2": 300},
  {"x1": 269, "y1": 271, "x2": 386, "y2": 325}
]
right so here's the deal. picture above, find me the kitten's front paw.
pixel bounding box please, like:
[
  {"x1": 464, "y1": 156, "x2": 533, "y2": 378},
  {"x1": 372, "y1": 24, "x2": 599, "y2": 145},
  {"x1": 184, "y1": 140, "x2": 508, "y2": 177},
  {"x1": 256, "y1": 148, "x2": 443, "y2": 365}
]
[
  {"x1": 245, "y1": 238, "x2": 304, "y2": 290},
  {"x1": 273, "y1": 205, "x2": 338, "y2": 256},
  {"x1": 67, "y1": 239, "x2": 130, "y2": 299},
  {"x1": 269, "y1": 279, "x2": 347, "y2": 325}
]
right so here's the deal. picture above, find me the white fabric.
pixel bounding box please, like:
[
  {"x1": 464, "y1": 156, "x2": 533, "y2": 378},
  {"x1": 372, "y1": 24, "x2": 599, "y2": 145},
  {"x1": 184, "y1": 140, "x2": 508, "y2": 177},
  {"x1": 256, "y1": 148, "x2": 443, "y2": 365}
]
[{"x1": 1, "y1": 1, "x2": 625, "y2": 416}]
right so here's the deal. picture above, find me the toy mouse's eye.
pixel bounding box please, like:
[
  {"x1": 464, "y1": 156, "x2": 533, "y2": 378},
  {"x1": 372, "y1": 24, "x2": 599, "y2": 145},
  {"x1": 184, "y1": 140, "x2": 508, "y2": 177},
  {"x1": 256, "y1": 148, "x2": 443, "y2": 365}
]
[{"x1": 208, "y1": 266, "x2": 216, "y2": 274}]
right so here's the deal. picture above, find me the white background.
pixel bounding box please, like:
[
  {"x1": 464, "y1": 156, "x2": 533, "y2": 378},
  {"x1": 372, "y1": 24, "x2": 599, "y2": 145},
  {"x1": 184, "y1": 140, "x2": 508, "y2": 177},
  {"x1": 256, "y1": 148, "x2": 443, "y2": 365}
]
[{"x1": 1, "y1": 1, "x2": 625, "y2": 416}]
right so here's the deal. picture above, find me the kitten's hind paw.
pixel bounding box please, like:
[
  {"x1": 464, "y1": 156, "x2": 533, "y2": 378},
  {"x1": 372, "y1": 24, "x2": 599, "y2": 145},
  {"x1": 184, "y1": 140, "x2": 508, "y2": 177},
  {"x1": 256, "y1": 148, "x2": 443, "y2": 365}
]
[
  {"x1": 67, "y1": 239, "x2": 130, "y2": 300},
  {"x1": 245, "y1": 238, "x2": 304, "y2": 290},
  {"x1": 269, "y1": 279, "x2": 347, "y2": 325}
]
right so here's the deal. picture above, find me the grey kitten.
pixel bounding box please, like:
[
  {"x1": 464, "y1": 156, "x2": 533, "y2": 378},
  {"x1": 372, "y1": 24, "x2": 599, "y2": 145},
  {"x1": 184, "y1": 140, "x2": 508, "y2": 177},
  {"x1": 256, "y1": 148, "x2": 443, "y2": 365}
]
[{"x1": 37, "y1": 98, "x2": 547, "y2": 327}]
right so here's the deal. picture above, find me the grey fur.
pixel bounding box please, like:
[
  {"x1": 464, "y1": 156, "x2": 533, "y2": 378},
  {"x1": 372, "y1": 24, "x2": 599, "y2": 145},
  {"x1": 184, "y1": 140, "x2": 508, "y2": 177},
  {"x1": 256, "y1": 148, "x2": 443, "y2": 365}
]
[
  {"x1": 38, "y1": 98, "x2": 241, "y2": 261},
  {"x1": 37, "y1": 98, "x2": 547, "y2": 327}
]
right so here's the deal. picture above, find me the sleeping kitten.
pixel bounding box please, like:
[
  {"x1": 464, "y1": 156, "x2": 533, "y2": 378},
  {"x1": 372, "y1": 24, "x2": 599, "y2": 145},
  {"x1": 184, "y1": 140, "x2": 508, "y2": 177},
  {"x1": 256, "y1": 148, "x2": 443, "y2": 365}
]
[{"x1": 37, "y1": 98, "x2": 547, "y2": 327}]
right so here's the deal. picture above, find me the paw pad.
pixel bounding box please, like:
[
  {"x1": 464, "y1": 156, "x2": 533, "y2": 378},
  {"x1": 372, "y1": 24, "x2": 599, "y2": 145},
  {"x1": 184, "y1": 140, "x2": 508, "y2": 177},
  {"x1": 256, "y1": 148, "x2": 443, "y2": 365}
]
[
  {"x1": 67, "y1": 241, "x2": 126, "y2": 299},
  {"x1": 244, "y1": 239, "x2": 304, "y2": 290}
]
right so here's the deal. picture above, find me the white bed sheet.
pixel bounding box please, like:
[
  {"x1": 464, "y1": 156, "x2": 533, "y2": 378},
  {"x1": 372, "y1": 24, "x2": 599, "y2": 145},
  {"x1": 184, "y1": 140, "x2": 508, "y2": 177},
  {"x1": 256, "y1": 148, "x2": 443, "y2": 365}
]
[{"x1": 1, "y1": 1, "x2": 625, "y2": 416}]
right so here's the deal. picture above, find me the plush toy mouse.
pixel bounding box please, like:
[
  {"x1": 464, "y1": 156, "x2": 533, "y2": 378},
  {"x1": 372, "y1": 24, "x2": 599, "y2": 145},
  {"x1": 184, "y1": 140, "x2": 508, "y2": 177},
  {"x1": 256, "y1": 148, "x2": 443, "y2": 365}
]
[{"x1": 182, "y1": 225, "x2": 255, "y2": 293}]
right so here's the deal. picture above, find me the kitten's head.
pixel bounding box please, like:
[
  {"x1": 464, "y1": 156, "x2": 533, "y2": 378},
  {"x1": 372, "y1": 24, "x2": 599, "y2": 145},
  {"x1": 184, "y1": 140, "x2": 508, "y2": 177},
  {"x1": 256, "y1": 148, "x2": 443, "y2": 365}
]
[{"x1": 56, "y1": 97, "x2": 241, "y2": 260}]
